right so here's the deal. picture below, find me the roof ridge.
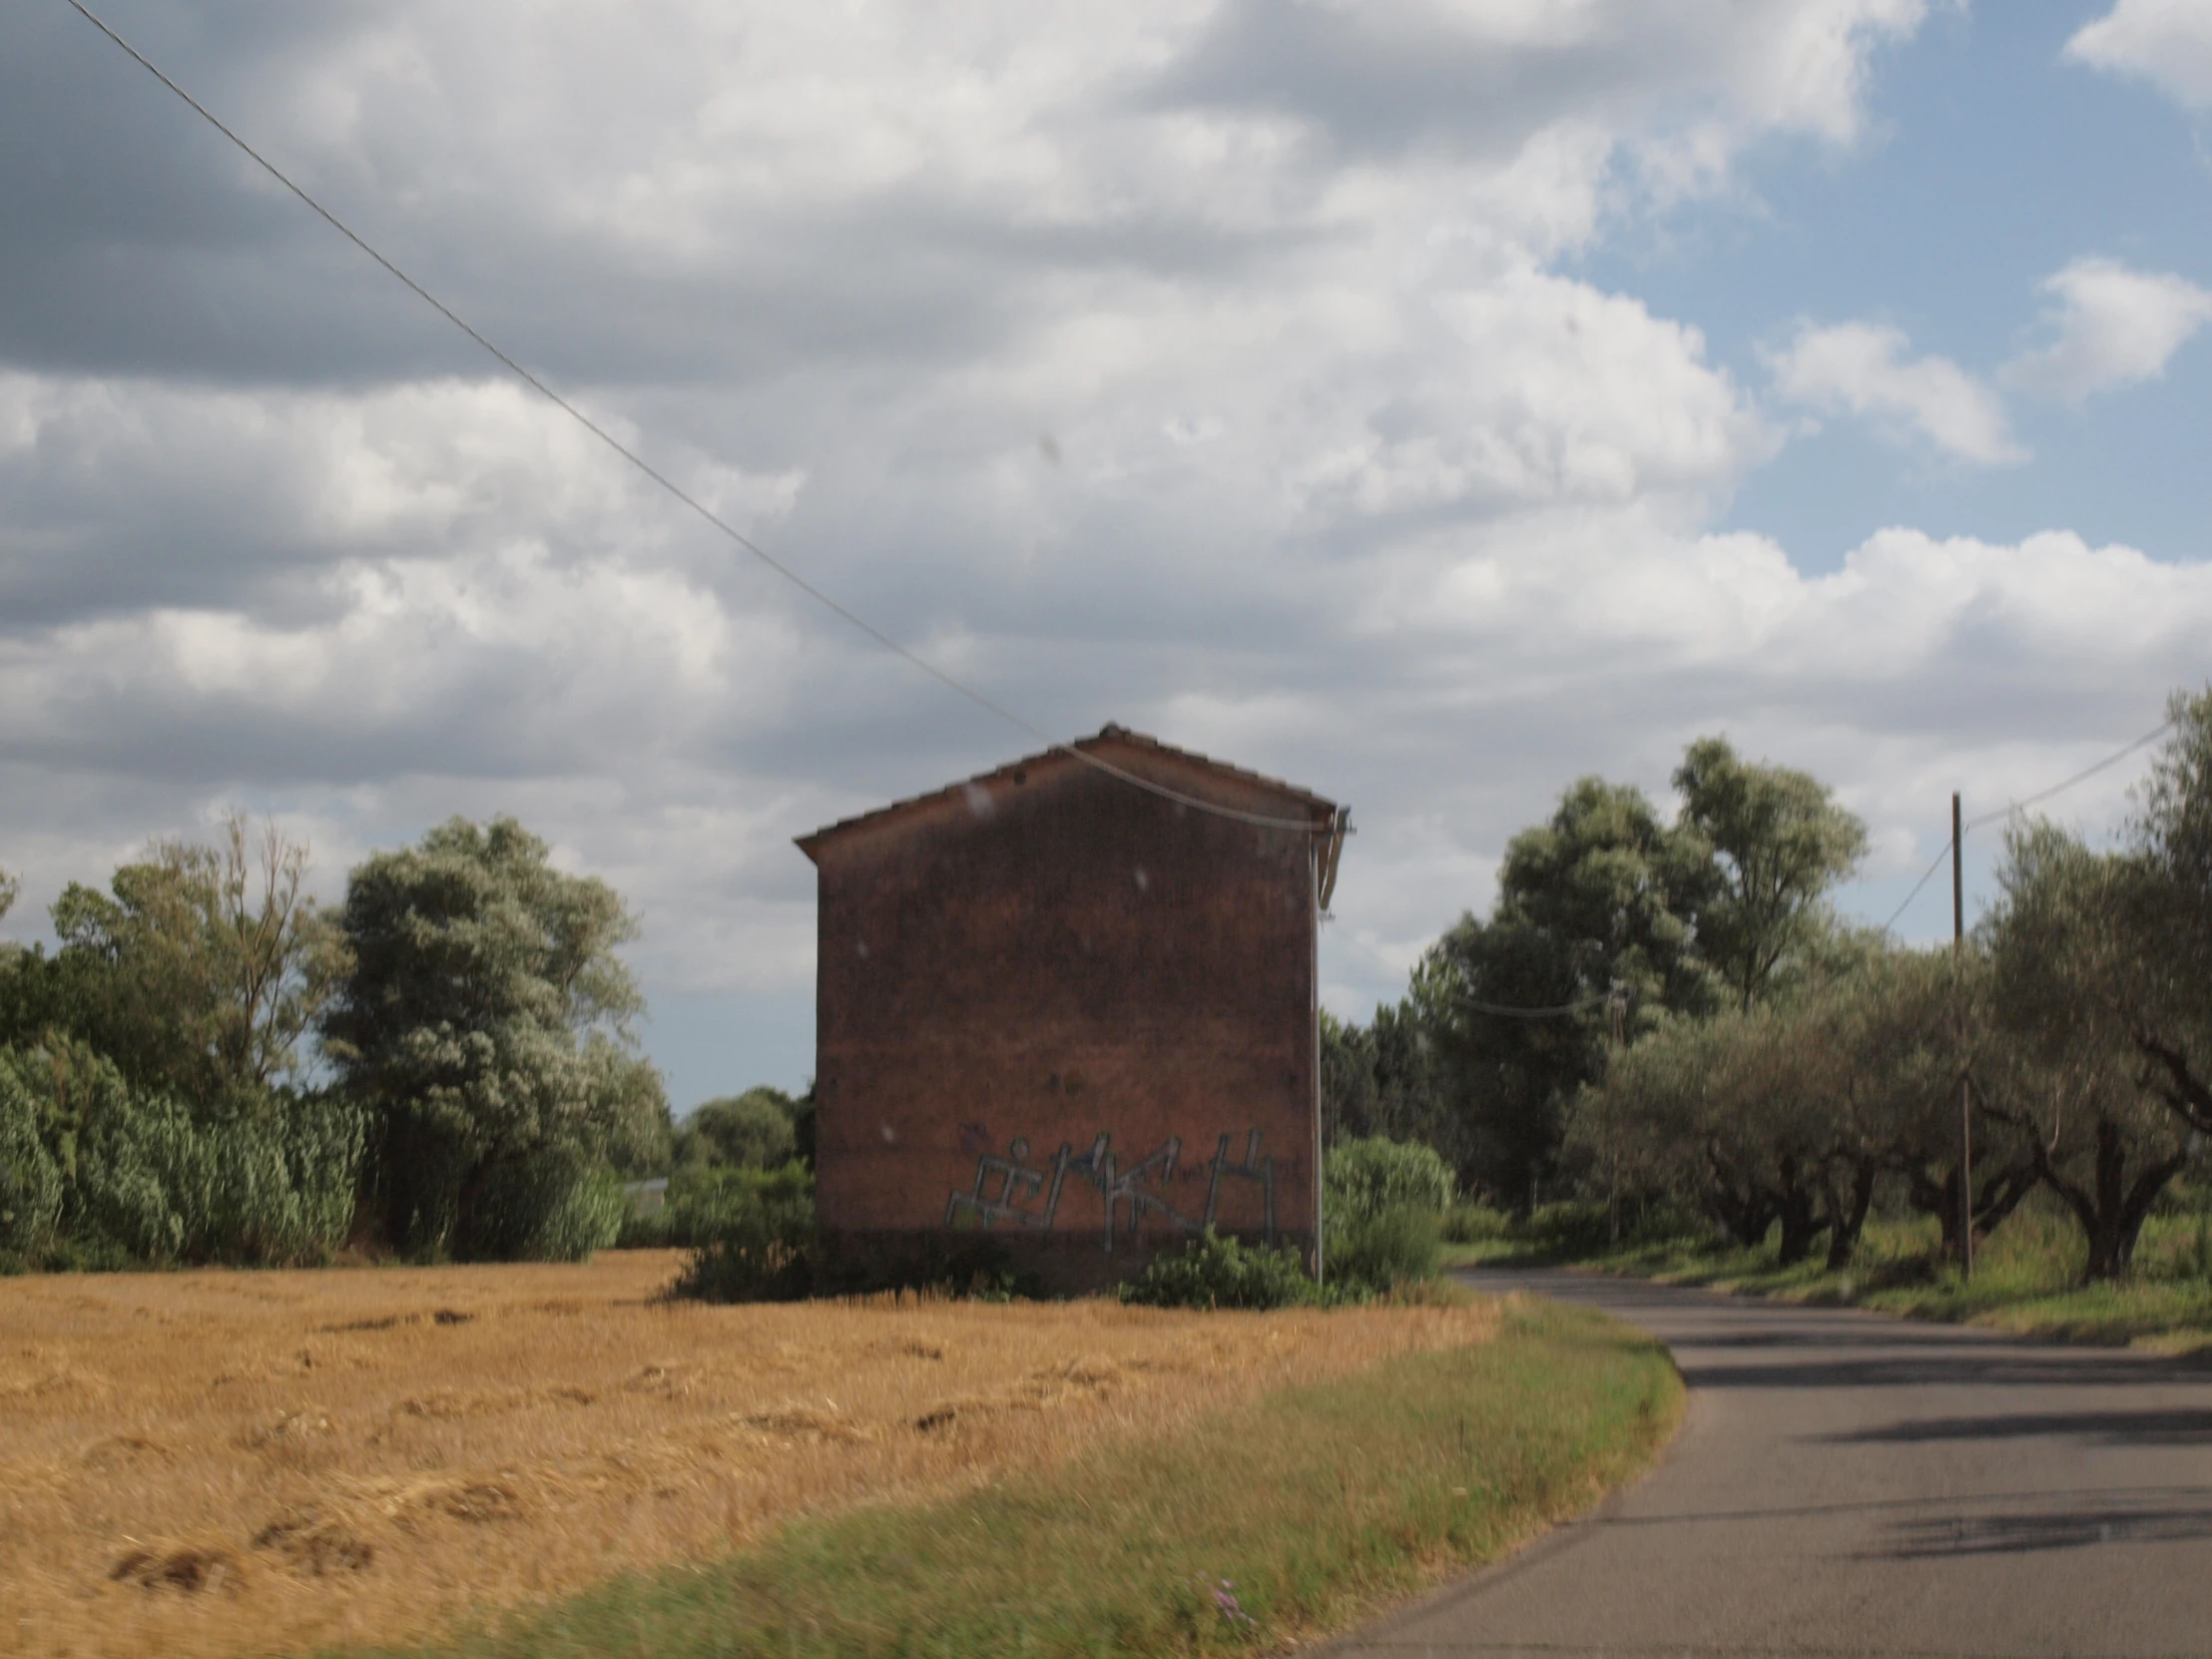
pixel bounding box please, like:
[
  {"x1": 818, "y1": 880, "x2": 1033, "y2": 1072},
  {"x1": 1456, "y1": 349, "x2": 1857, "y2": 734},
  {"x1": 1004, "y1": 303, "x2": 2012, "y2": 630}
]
[{"x1": 795, "y1": 725, "x2": 1336, "y2": 852}]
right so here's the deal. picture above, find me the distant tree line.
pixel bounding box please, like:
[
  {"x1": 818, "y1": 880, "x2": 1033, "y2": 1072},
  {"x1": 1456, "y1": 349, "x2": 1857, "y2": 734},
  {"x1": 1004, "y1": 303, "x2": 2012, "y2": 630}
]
[
  {"x1": 0, "y1": 814, "x2": 682, "y2": 1270},
  {"x1": 1324, "y1": 692, "x2": 2212, "y2": 1284}
]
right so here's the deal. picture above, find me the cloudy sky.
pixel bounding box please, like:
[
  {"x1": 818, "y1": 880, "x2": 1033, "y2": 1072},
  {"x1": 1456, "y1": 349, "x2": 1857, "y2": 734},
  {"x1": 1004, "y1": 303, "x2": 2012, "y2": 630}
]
[{"x1": 5, "y1": 0, "x2": 2210, "y2": 1110}]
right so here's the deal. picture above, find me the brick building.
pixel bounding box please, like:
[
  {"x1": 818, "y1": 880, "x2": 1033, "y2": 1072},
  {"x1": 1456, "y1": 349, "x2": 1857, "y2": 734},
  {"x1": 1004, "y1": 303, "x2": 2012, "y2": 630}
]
[{"x1": 798, "y1": 725, "x2": 1348, "y2": 1293}]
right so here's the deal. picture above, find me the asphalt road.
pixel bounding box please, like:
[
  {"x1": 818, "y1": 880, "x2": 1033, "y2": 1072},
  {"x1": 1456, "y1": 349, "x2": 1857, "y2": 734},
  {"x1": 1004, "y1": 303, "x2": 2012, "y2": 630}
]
[{"x1": 1317, "y1": 1269, "x2": 2212, "y2": 1659}]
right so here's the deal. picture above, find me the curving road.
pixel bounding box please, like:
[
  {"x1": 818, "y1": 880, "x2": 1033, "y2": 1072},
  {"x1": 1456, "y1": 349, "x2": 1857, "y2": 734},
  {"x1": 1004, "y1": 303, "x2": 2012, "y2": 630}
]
[{"x1": 1318, "y1": 1269, "x2": 2212, "y2": 1659}]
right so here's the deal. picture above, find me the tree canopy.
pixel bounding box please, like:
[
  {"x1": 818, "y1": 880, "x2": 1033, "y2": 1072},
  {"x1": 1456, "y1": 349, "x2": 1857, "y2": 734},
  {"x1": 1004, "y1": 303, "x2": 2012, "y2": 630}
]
[
  {"x1": 17, "y1": 816, "x2": 343, "y2": 1111},
  {"x1": 1406, "y1": 738, "x2": 1869, "y2": 1205},
  {"x1": 320, "y1": 816, "x2": 666, "y2": 1260},
  {"x1": 1672, "y1": 736, "x2": 1868, "y2": 1011},
  {"x1": 680, "y1": 1087, "x2": 800, "y2": 1170}
]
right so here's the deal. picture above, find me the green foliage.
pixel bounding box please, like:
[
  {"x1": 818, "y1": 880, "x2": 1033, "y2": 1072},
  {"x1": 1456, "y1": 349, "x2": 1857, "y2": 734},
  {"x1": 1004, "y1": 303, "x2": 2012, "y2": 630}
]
[
  {"x1": 1576, "y1": 942, "x2": 1998, "y2": 1273},
  {"x1": 614, "y1": 1190, "x2": 675, "y2": 1249},
  {"x1": 810, "y1": 1232, "x2": 1040, "y2": 1301},
  {"x1": 669, "y1": 1164, "x2": 817, "y2": 1303},
  {"x1": 460, "y1": 1156, "x2": 627, "y2": 1263},
  {"x1": 657, "y1": 1178, "x2": 1043, "y2": 1300},
  {"x1": 0, "y1": 1041, "x2": 362, "y2": 1268},
  {"x1": 1416, "y1": 776, "x2": 1719, "y2": 1203},
  {"x1": 1549, "y1": 1205, "x2": 2212, "y2": 1357},
  {"x1": 46, "y1": 815, "x2": 344, "y2": 1108},
  {"x1": 1115, "y1": 1228, "x2": 1317, "y2": 1310},
  {"x1": 1328, "y1": 1204, "x2": 1441, "y2": 1294},
  {"x1": 322, "y1": 815, "x2": 668, "y2": 1260},
  {"x1": 1522, "y1": 1200, "x2": 1614, "y2": 1257},
  {"x1": 1321, "y1": 1003, "x2": 1455, "y2": 1162},
  {"x1": 0, "y1": 1063, "x2": 62, "y2": 1267},
  {"x1": 1400, "y1": 737, "x2": 1874, "y2": 1210},
  {"x1": 1441, "y1": 1200, "x2": 1511, "y2": 1243},
  {"x1": 1983, "y1": 823, "x2": 2191, "y2": 1280},
  {"x1": 679, "y1": 1087, "x2": 799, "y2": 1169},
  {"x1": 637, "y1": 1163, "x2": 788, "y2": 1247},
  {"x1": 1325, "y1": 1134, "x2": 1455, "y2": 1220},
  {"x1": 1672, "y1": 736, "x2": 1869, "y2": 1012},
  {"x1": 1318, "y1": 1136, "x2": 1454, "y2": 1295}
]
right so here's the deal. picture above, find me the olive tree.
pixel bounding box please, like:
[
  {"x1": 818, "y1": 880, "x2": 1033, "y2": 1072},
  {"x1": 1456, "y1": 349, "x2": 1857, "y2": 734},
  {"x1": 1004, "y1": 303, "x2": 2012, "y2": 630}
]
[
  {"x1": 1589, "y1": 1002, "x2": 1840, "y2": 1261},
  {"x1": 1982, "y1": 824, "x2": 2192, "y2": 1281}
]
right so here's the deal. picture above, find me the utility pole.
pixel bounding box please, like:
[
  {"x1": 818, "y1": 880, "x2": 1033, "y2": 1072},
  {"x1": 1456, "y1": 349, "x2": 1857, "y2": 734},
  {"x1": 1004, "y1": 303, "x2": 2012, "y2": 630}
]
[
  {"x1": 1953, "y1": 792, "x2": 1972, "y2": 1281},
  {"x1": 1607, "y1": 987, "x2": 1627, "y2": 1247}
]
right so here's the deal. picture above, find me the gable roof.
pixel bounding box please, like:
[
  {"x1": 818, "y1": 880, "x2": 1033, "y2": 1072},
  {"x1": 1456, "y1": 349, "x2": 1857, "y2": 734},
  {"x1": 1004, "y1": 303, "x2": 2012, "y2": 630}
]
[{"x1": 796, "y1": 723, "x2": 1344, "y2": 862}]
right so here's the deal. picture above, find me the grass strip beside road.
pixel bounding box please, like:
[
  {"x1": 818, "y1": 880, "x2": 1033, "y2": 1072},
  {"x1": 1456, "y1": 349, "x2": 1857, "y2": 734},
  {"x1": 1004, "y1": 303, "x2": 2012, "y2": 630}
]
[
  {"x1": 1446, "y1": 1208, "x2": 2212, "y2": 1356},
  {"x1": 346, "y1": 1297, "x2": 1681, "y2": 1659}
]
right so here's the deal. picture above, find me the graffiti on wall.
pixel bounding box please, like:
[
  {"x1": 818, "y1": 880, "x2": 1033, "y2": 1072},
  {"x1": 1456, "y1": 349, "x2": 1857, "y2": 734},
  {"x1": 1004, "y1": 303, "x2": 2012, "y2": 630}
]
[{"x1": 945, "y1": 1127, "x2": 1276, "y2": 1250}]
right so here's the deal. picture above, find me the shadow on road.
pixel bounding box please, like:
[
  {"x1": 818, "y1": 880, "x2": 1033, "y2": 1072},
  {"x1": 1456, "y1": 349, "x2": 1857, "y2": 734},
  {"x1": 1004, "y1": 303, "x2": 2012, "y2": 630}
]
[
  {"x1": 1827, "y1": 1407, "x2": 2212, "y2": 1446},
  {"x1": 1677, "y1": 1352, "x2": 2210, "y2": 1390},
  {"x1": 1873, "y1": 1504, "x2": 2212, "y2": 1557}
]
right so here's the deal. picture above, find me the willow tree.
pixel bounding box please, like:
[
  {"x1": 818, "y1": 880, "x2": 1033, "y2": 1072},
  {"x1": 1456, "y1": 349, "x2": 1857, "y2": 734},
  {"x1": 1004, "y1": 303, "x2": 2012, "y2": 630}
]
[
  {"x1": 321, "y1": 817, "x2": 666, "y2": 1260},
  {"x1": 1673, "y1": 736, "x2": 1868, "y2": 1012}
]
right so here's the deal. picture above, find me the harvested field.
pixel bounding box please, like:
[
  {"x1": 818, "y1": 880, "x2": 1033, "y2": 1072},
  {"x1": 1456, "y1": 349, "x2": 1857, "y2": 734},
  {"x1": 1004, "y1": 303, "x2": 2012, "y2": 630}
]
[{"x1": 0, "y1": 1251, "x2": 1499, "y2": 1659}]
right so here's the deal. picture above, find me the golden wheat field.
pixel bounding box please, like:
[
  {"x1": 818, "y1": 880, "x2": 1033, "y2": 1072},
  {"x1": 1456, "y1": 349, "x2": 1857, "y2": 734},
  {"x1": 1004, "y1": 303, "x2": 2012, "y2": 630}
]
[{"x1": 0, "y1": 1251, "x2": 1498, "y2": 1659}]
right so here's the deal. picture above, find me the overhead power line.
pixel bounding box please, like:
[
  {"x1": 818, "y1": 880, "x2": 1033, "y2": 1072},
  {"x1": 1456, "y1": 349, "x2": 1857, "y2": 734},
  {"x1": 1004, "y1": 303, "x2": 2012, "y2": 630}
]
[
  {"x1": 1461, "y1": 992, "x2": 1614, "y2": 1020},
  {"x1": 1882, "y1": 715, "x2": 2180, "y2": 935},
  {"x1": 56, "y1": 1, "x2": 2198, "y2": 997},
  {"x1": 61, "y1": 0, "x2": 1326, "y2": 836},
  {"x1": 1961, "y1": 717, "x2": 2176, "y2": 830},
  {"x1": 1879, "y1": 839, "x2": 1953, "y2": 936}
]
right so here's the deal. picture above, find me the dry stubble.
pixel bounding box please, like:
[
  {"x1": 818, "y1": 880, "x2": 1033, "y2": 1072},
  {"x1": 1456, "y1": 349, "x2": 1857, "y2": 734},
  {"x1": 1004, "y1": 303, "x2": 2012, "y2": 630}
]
[{"x1": 0, "y1": 1252, "x2": 1496, "y2": 1659}]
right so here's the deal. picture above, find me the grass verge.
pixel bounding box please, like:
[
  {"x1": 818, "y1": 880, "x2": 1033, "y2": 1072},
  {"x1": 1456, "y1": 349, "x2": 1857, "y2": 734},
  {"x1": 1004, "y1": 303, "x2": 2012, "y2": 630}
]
[
  {"x1": 1446, "y1": 1207, "x2": 2212, "y2": 1357},
  {"x1": 339, "y1": 1297, "x2": 1681, "y2": 1659}
]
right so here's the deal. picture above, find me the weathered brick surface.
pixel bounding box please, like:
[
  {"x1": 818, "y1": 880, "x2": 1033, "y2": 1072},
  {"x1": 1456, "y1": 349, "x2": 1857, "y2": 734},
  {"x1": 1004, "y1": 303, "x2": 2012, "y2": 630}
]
[{"x1": 800, "y1": 731, "x2": 1337, "y2": 1292}]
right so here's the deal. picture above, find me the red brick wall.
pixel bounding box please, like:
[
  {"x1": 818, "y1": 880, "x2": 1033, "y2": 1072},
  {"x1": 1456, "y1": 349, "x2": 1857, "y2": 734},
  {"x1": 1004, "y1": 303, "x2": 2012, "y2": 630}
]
[{"x1": 808, "y1": 741, "x2": 1323, "y2": 1287}]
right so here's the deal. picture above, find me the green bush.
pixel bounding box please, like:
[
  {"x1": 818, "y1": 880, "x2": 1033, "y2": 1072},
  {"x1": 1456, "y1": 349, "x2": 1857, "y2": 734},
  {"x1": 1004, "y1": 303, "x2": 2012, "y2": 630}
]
[
  {"x1": 1324, "y1": 1136, "x2": 1455, "y2": 1222},
  {"x1": 453, "y1": 1153, "x2": 626, "y2": 1263},
  {"x1": 1620, "y1": 1198, "x2": 1708, "y2": 1250},
  {"x1": 1522, "y1": 1200, "x2": 1612, "y2": 1258},
  {"x1": 1329, "y1": 1203, "x2": 1442, "y2": 1295},
  {"x1": 649, "y1": 1164, "x2": 795, "y2": 1248},
  {"x1": 678, "y1": 1089, "x2": 799, "y2": 1169},
  {"x1": 1321, "y1": 1136, "x2": 1454, "y2": 1293},
  {"x1": 670, "y1": 1164, "x2": 817, "y2": 1303},
  {"x1": 1116, "y1": 1229, "x2": 1316, "y2": 1310},
  {"x1": 1442, "y1": 1201, "x2": 1511, "y2": 1244}
]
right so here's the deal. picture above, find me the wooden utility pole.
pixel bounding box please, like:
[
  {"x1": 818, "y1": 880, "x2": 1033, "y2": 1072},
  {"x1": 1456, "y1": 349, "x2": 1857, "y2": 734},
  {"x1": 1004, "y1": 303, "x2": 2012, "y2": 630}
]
[
  {"x1": 1953, "y1": 792, "x2": 1972, "y2": 1281},
  {"x1": 1607, "y1": 988, "x2": 1627, "y2": 1246}
]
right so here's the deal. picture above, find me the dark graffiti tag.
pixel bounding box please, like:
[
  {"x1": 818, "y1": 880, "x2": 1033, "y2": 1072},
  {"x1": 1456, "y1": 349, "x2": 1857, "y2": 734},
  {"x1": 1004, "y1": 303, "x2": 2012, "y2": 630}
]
[
  {"x1": 947, "y1": 1127, "x2": 1276, "y2": 1251},
  {"x1": 1203, "y1": 1129, "x2": 1276, "y2": 1242}
]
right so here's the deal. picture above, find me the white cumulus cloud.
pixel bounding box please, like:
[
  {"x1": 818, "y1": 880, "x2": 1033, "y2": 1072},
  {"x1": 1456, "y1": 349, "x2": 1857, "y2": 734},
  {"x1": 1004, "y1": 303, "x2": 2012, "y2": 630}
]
[
  {"x1": 1767, "y1": 321, "x2": 2024, "y2": 465},
  {"x1": 2067, "y1": 0, "x2": 2212, "y2": 109},
  {"x1": 16, "y1": 0, "x2": 2202, "y2": 1100},
  {"x1": 2002, "y1": 256, "x2": 2212, "y2": 403}
]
